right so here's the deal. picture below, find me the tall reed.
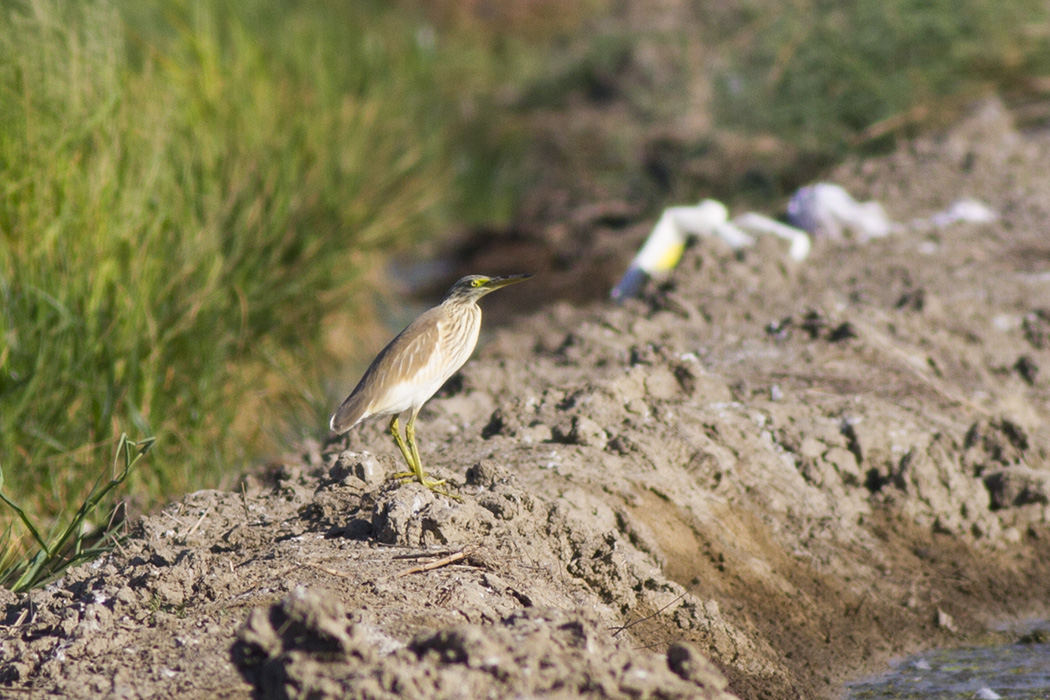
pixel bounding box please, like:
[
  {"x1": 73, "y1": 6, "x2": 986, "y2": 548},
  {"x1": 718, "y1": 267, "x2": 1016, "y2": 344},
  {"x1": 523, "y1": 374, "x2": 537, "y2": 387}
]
[{"x1": 0, "y1": 0, "x2": 520, "y2": 543}]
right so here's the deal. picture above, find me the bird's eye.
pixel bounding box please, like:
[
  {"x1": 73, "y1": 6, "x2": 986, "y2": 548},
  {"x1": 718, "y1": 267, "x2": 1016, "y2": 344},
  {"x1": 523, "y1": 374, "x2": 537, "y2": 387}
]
[{"x1": 472, "y1": 279, "x2": 483, "y2": 288}]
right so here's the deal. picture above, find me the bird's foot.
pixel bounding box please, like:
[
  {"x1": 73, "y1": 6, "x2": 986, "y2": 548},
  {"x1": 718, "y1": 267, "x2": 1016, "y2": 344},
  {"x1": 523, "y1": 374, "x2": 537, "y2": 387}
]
[
  {"x1": 391, "y1": 471, "x2": 461, "y2": 502},
  {"x1": 425, "y1": 480, "x2": 462, "y2": 502},
  {"x1": 393, "y1": 470, "x2": 445, "y2": 486}
]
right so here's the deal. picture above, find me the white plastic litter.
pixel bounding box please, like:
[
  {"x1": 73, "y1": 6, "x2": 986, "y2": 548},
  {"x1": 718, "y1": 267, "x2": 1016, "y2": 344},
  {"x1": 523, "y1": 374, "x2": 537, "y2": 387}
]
[
  {"x1": 612, "y1": 183, "x2": 998, "y2": 301},
  {"x1": 610, "y1": 199, "x2": 810, "y2": 301},
  {"x1": 787, "y1": 183, "x2": 892, "y2": 241},
  {"x1": 787, "y1": 183, "x2": 999, "y2": 238},
  {"x1": 732, "y1": 212, "x2": 812, "y2": 262},
  {"x1": 926, "y1": 198, "x2": 999, "y2": 229}
]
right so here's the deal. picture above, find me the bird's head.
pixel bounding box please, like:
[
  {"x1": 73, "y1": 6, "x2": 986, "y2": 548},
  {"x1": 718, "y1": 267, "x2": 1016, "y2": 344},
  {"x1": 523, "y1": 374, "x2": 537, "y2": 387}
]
[{"x1": 442, "y1": 274, "x2": 532, "y2": 304}]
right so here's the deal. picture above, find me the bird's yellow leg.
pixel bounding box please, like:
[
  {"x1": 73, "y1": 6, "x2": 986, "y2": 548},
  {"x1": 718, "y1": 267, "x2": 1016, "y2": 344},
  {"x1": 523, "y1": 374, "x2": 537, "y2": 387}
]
[
  {"x1": 388, "y1": 413, "x2": 459, "y2": 500},
  {"x1": 389, "y1": 416, "x2": 417, "y2": 478},
  {"x1": 406, "y1": 414, "x2": 444, "y2": 487},
  {"x1": 405, "y1": 413, "x2": 462, "y2": 501}
]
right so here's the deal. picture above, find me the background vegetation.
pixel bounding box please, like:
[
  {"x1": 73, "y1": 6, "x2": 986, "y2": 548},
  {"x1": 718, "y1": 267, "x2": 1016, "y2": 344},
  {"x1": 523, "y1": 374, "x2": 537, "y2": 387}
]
[
  {"x1": 497, "y1": 0, "x2": 1050, "y2": 207},
  {"x1": 0, "y1": 0, "x2": 542, "y2": 562},
  {"x1": 713, "y1": 0, "x2": 1050, "y2": 156},
  {"x1": 2, "y1": 0, "x2": 1049, "y2": 580}
]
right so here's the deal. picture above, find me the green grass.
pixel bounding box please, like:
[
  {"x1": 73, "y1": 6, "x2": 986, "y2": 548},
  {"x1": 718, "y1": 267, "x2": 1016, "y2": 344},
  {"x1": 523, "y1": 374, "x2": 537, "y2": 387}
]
[
  {"x1": 713, "y1": 0, "x2": 1050, "y2": 156},
  {"x1": 0, "y1": 434, "x2": 154, "y2": 592},
  {"x1": 0, "y1": 0, "x2": 531, "y2": 558}
]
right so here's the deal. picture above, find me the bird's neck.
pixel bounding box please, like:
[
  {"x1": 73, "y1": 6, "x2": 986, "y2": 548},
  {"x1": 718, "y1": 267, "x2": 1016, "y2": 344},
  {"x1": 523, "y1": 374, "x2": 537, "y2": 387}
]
[{"x1": 442, "y1": 297, "x2": 481, "y2": 309}]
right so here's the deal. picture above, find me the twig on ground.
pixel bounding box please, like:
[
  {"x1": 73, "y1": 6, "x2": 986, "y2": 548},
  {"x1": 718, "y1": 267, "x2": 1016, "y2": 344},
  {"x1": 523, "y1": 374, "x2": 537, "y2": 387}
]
[
  {"x1": 611, "y1": 591, "x2": 687, "y2": 637},
  {"x1": 392, "y1": 548, "x2": 463, "y2": 561},
  {"x1": 394, "y1": 545, "x2": 481, "y2": 578},
  {"x1": 179, "y1": 508, "x2": 210, "y2": 542},
  {"x1": 304, "y1": 562, "x2": 354, "y2": 579}
]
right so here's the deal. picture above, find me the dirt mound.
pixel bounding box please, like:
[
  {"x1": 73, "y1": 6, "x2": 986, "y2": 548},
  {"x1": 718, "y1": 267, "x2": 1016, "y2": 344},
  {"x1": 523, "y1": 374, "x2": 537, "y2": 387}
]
[
  {"x1": 4, "y1": 101, "x2": 1050, "y2": 699},
  {"x1": 233, "y1": 586, "x2": 725, "y2": 700}
]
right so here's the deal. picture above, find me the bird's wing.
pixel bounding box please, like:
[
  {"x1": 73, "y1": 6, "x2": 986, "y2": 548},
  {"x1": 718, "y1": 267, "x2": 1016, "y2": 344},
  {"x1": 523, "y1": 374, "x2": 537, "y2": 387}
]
[
  {"x1": 330, "y1": 384, "x2": 371, "y2": 433},
  {"x1": 330, "y1": 308, "x2": 444, "y2": 432}
]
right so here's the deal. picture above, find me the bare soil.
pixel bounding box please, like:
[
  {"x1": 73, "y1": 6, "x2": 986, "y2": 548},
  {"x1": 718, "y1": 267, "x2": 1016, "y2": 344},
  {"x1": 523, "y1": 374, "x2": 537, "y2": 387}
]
[{"x1": 3, "y1": 102, "x2": 1050, "y2": 700}]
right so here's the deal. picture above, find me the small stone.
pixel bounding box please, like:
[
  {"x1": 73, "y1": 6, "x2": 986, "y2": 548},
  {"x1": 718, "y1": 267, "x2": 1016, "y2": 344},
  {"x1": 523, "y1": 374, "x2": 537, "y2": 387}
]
[
  {"x1": 115, "y1": 586, "x2": 138, "y2": 607},
  {"x1": 518, "y1": 423, "x2": 552, "y2": 444},
  {"x1": 985, "y1": 467, "x2": 1050, "y2": 509},
  {"x1": 551, "y1": 416, "x2": 607, "y2": 448},
  {"x1": 1002, "y1": 526, "x2": 1023, "y2": 543},
  {"x1": 828, "y1": 322, "x2": 858, "y2": 342},
  {"x1": 482, "y1": 407, "x2": 513, "y2": 438},
  {"x1": 644, "y1": 367, "x2": 680, "y2": 400},
  {"x1": 1014, "y1": 355, "x2": 1039, "y2": 385},
  {"x1": 153, "y1": 580, "x2": 185, "y2": 608},
  {"x1": 410, "y1": 626, "x2": 505, "y2": 669},
  {"x1": 149, "y1": 544, "x2": 179, "y2": 567},
  {"x1": 824, "y1": 446, "x2": 861, "y2": 485},
  {"x1": 59, "y1": 610, "x2": 79, "y2": 637},
  {"x1": 465, "y1": 461, "x2": 509, "y2": 487},
  {"x1": 970, "y1": 516, "x2": 1001, "y2": 540},
  {"x1": 330, "y1": 451, "x2": 382, "y2": 486},
  {"x1": 371, "y1": 485, "x2": 438, "y2": 545},
  {"x1": 936, "y1": 608, "x2": 957, "y2": 632},
  {"x1": 666, "y1": 642, "x2": 728, "y2": 690},
  {"x1": 799, "y1": 437, "x2": 826, "y2": 461}
]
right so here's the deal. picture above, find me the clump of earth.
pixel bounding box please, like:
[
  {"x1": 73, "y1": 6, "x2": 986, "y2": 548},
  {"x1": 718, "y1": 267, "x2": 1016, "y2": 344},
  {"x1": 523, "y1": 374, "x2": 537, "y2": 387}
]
[{"x1": 3, "y1": 101, "x2": 1050, "y2": 700}]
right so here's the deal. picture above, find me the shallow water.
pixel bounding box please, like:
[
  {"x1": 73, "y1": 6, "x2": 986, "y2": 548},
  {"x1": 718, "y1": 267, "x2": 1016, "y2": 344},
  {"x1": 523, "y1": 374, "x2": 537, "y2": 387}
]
[{"x1": 847, "y1": 639, "x2": 1050, "y2": 699}]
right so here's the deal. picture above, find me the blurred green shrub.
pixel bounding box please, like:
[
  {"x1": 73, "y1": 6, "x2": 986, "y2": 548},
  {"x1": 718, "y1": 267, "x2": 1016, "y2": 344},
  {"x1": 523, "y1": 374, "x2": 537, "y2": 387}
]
[
  {"x1": 714, "y1": 0, "x2": 1050, "y2": 154},
  {"x1": 0, "y1": 0, "x2": 523, "y2": 538}
]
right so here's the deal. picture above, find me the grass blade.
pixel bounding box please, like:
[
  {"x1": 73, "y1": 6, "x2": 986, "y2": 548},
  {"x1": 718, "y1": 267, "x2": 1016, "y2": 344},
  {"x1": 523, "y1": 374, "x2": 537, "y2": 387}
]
[{"x1": 0, "y1": 434, "x2": 155, "y2": 592}]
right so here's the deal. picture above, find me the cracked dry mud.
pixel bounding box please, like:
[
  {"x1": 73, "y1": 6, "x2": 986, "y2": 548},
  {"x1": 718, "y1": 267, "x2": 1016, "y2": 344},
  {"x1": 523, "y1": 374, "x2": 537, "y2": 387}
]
[{"x1": 4, "y1": 102, "x2": 1050, "y2": 699}]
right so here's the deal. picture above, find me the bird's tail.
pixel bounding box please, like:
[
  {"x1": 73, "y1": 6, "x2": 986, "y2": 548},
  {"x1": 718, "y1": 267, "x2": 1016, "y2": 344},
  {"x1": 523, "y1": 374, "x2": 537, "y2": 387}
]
[{"x1": 330, "y1": 392, "x2": 369, "y2": 434}]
